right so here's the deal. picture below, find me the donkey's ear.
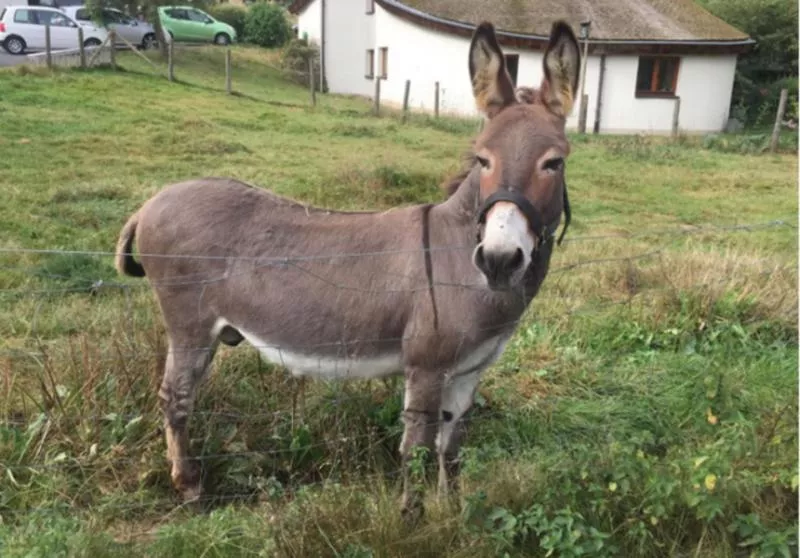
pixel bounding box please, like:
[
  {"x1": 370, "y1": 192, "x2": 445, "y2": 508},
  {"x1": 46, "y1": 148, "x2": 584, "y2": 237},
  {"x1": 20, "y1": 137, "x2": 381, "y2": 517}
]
[
  {"x1": 469, "y1": 22, "x2": 517, "y2": 118},
  {"x1": 540, "y1": 21, "x2": 581, "y2": 118}
]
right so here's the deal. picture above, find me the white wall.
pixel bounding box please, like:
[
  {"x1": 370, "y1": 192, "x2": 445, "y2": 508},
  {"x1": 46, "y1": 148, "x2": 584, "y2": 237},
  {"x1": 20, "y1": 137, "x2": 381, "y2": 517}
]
[
  {"x1": 597, "y1": 54, "x2": 737, "y2": 134},
  {"x1": 296, "y1": 0, "x2": 321, "y2": 45},
  {"x1": 373, "y1": 6, "x2": 591, "y2": 123},
  {"x1": 303, "y1": 1, "x2": 738, "y2": 134},
  {"x1": 675, "y1": 55, "x2": 737, "y2": 133},
  {"x1": 296, "y1": 0, "x2": 376, "y2": 97}
]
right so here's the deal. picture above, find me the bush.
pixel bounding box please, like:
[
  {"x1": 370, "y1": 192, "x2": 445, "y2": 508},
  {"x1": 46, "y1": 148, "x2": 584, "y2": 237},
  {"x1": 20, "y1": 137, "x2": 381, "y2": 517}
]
[
  {"x1": 207, "y1": 4, "x2": 247, "y2": 41},
  {"x1": 244, "y1": 2, "x2": 293, "y2": 48},
  {"x1": 279, "y1": 37, "x2": 323, "y2": 90}
]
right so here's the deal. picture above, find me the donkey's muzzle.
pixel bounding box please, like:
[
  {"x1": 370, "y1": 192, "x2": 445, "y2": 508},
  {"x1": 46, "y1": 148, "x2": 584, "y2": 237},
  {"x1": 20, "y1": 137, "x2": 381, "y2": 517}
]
[{"x1": 474, "y1": 245, "x2": 525, "y2": 290}]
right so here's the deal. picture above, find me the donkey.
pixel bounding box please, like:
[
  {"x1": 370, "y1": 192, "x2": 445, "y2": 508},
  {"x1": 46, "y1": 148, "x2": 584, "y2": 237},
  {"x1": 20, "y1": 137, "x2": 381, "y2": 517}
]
[{"x1": 115, "y1": 20, "x2": 580, "y2": 519}]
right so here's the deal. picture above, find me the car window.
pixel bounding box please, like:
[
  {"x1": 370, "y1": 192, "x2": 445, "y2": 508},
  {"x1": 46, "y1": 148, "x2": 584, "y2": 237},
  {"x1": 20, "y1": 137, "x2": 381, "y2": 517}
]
[
  {"x1": 187, "y1": 9, "x2": 210, "y2": 23},
  {"x1": 35, "y1": 10, "x2": 73, "y2": 27},
  {"x1": 104, "y1": 9, "x2": 131, "y2": 25},
  {"x1": 13, "y1": 9, "x2": 35, "y2": 23},
  {"x1": 0, "y1": 9, "x2": 6, "y2": 21},
  {"x1": 166, "y1": 8, "x2": 188, "y2": 20},
  {"x1": 75, "y1": 8, "x2": 91, "y2": 21}
]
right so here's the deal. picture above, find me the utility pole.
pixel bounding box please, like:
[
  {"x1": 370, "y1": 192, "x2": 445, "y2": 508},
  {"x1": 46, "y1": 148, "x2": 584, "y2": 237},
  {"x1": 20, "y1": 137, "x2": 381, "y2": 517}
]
[{"x1": 577, "y1": 20, "x2": 591, "y2": 134}]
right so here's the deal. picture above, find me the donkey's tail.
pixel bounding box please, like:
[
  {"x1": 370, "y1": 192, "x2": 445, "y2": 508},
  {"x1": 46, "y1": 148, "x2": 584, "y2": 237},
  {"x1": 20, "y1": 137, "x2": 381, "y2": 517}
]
[{"x1": 115, "y1": 212, "x2": 146, "y2": 277}]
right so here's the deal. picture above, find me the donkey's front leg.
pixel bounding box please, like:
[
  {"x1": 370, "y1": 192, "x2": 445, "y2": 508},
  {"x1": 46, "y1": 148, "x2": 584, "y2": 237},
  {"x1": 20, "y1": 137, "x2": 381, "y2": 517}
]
[
  {"x1": 399, "y1": 366, "x2": 443, "y2": 522},
  {"x1": 437, "y1": 370, "x2": 481, "y2": 500}
]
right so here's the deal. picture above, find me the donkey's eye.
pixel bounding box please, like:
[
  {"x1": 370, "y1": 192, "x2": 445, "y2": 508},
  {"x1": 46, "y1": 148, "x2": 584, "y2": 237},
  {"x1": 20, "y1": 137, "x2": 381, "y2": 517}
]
[
  {"x1": 542, "y1": 157, "x2": 564, "y2": 172},
  {"x1": 475, "y1": 155, "x2": 491, "y2": 169}
]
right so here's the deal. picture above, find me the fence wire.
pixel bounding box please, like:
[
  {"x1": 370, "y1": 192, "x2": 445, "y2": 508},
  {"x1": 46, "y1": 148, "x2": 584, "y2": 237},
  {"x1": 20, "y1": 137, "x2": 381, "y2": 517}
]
[{"x1": 0, "y1": 218, "x2": 796, "y2": 529}]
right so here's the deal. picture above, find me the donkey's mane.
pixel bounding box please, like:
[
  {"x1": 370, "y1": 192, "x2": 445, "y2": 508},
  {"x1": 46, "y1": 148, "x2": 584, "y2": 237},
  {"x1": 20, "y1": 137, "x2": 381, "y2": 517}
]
[{"x1": 440, "y1": 86, "x2": 541, "y2": 199}]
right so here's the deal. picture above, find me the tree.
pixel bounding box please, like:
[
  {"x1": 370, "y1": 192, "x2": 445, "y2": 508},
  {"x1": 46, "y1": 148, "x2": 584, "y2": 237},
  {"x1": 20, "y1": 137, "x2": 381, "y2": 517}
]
[{"x1": 698, "y1": 0, "x2": 798, "y2": 126}]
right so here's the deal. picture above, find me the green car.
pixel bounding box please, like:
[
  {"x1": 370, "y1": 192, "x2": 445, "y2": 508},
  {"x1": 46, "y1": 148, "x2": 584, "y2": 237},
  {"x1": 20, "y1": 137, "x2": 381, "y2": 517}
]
[{"x1": 158, "y1": 6, "x2": 237, "y2": 45}]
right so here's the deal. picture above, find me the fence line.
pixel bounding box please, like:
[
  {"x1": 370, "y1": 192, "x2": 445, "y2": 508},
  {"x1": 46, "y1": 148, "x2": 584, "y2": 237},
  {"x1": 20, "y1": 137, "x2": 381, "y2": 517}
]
[
  {"x1": 0, "y1": 218, "x2": 792, "y2": 262},
  {"x1": 0, "y1": 223, "x2": 795, "y2": 531},
  {"x1": 0, "y1": 264, "x2": 788, "y2": 366},
  {"x1": 0, "y1": 218, "x2": 793, "y2": 291}
]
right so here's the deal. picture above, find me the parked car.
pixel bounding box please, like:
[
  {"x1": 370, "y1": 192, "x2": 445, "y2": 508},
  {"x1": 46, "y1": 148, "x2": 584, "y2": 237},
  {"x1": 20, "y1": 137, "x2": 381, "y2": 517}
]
[
  {"x1": 0, "y1": 4, "x2": 107, "y2": 55},
  {"x1": 157, "y1": 5, "x2": 236, "y2": 45},
  {"x1": 62, "y1": 6, "x2": 157, "y2": 50}
]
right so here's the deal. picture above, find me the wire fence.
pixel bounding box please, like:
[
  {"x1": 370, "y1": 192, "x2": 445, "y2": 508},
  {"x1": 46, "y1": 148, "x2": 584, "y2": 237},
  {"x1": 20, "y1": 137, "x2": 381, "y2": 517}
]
[{"x1": 0, "y1": 218, "x2": 796, "y2": 531}]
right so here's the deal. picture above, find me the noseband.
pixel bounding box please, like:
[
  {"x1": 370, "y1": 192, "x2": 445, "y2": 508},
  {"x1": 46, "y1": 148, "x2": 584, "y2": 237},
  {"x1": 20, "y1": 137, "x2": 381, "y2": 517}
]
[{"x1": 476, "y1": 181, "x2": 572, "y2": 250}]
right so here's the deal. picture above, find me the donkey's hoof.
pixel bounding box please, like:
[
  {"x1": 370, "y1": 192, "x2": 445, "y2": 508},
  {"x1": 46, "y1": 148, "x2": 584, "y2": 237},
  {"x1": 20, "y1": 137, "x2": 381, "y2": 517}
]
[
  {"x1": 400, "y1": 502, "x2": 425, "y2": 525},
  {"x1": 171, "y1": 460, "x2": 203, "y2": 504},
  {"x1": 180, "y1": 483, "x2": 203, "y2": 504}
]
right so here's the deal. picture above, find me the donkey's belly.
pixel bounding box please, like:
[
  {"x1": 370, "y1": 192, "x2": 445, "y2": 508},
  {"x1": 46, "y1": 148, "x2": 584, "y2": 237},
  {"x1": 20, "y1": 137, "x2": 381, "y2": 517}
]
[{"x1": 216, "y1": 319, "x2": 404, "y2": 380}]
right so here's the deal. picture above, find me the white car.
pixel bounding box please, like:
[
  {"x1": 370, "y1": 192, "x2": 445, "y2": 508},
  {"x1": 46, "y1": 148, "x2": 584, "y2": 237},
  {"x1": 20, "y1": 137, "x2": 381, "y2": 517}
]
[
  {"x1": 0, "y1": 5, "x2": 108, "y2": 55},
  {"x1": 62, "y1": 6, "x2": 157, "y2": 50}
]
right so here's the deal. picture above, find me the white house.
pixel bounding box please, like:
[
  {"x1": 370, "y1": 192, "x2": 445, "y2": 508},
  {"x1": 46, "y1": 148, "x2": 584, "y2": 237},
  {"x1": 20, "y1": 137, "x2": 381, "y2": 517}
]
[{"x1": 289, "y1": 0, "x2": 754, "y2": 135}]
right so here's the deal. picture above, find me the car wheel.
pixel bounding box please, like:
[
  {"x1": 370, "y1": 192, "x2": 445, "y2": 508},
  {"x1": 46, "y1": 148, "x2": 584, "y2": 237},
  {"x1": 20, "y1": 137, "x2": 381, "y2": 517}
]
[
  {"x1": 214, "y1": 33, "x2": 230, "y2": 46},
  {"x1": 141, "y1": 33, "x2": 157, "y2": 50},
  {"x1": 3, "y1": 35, "x2": 26, "y2": 55},
  {"x1": 83, "y1": 38, "x2": 102, "y2": 48}
]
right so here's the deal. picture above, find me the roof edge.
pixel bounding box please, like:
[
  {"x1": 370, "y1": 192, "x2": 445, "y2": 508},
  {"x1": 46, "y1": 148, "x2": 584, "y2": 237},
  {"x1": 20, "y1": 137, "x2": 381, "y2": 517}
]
[
  {"x1": 376, "y1": 0, "x2": 755, "y2": 54},
  {"x1": 287, "y1": 0, "x2": 314, "y2": 15}
]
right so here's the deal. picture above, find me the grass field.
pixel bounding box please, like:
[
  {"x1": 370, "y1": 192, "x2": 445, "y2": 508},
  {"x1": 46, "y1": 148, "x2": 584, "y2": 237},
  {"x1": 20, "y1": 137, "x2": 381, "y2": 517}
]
[{"x1": 0, "y1": 46, "x2": 797, "y2": 557}]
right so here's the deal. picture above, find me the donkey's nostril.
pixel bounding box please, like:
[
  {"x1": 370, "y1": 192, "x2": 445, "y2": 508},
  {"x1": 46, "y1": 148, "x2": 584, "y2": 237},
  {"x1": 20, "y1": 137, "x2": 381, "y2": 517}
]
[
  {"x1": 507, "y1": 248, "x2": 523, "y2": 272},
  {"x1": 474, "y1": 245, "x2": 488, "y2": 274},
  {"x1": 474, "y1": 245, "x2": 525, "y2": 287}
]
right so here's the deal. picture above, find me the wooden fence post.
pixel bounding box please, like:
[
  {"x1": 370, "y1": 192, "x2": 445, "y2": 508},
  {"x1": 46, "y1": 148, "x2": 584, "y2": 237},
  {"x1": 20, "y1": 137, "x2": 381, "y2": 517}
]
[
  {"x1": 225, "y1": 48, "x2": 232, "y2": 95},
  {"x1": 308, "y1": 58, "x2": 316, "y2": 106},
  {"x1": 671, "y1": 97, "x2": 681, "y2": 137},
  {"x1": 45, "y1": 25, "x2": 52, "y2": 69},
  {"x1": 373, "y1": 77, "x2": 381, "y2": 116},
  {"x1": 401, "y1": 79, "x2": 411, "y2": 123},
  {"x1": 770, "y1": 88, "x2": 789, "y2": 153},
  {"x1": 578, "y1": 93, "x2": 589, "y2": 134},
  {"x1": 108, "y1": 30, "x2": 116, "y2": 70},
  {"x1": 167, "y1": 39, "x2": 174, "y2": 82},
  {"x1": 434, "y1": 81, "x2": 440, "y2": 118},
  {"x1": 78, "y1": 27, "x2": 85, "y2": 69}
]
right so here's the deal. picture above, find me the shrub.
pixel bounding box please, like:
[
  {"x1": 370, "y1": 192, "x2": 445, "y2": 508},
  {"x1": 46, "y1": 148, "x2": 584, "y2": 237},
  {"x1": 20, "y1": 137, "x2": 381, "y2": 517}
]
[
  {"x1": 279, "y1": 36, "x2": 322, "y2": 90},
  {"x1": 244, "y1": 2, "x2": 293, "y2": 48},
  {"x1": 207, "y1": 4, "x2": 247, "y2": 41}
]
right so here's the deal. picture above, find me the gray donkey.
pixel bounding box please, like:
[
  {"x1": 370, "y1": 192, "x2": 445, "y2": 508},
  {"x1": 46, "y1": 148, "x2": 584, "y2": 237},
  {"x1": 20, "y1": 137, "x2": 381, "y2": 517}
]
[{"x1": 115, "y1": 19, "x2": 580, "y2": 519}]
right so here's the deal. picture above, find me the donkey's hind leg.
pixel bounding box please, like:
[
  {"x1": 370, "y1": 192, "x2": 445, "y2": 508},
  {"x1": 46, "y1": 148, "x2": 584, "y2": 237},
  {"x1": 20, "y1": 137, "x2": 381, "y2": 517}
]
[{"x1": 158, "y1": 335, "x2": 218, "y2": 502}]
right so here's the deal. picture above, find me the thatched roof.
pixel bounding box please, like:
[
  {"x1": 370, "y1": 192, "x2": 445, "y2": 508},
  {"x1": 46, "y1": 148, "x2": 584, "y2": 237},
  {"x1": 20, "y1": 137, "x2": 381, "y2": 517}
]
[
  {"x1": 289, "y1": 0, "x2": 753, "y2": 54},
  {"x1": 394, "y1": 0, "x2": 749, "y2": 42}
]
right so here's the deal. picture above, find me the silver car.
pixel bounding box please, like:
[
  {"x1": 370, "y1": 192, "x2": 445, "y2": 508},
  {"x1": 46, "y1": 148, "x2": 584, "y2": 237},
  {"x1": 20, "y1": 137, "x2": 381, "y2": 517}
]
[{"x1": 62, "y1": 6, "x2": 156, "y2": 50}]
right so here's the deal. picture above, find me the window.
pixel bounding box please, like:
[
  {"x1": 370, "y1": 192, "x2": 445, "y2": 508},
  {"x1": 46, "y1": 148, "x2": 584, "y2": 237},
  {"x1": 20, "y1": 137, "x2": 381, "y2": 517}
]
[
  {"x1": 166, "y1": 8, "x2": 189, "y2": 20},
  {"x1": 74, "y1": 8, "x2": 91, "y2": 21},
  {"x1": 504, "y1": 54, "x2": 519, "y2": 87},
  {"x1": 104, "y1": 9, "x2": 133, "y2": 25},
  {"x1": 635, "y1": 56, "x2": 680, "y2": 97},
  {"x1": 379, "y1": 46, "x2": 387, "y2": 79},
  {"x1": 366, "y1": 0, "x2": 374, "y2": 14},
  {"x1": 13, "y1": 8, "x2": 33, "y2": 23},
  {"x1": 187, "y1": 9, "x2": 212, "y2": 23},
  {"x1": 365, "y1": 49, "x2": 374, "y2": 79},
  {"x1": 40, "y1": 11, "x2": 74, "y2": 26}
]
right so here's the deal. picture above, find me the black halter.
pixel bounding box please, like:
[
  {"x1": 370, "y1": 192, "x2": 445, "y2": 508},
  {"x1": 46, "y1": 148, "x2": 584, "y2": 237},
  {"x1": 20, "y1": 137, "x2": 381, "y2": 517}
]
[{"x1": 476, "y1": 181, "x2": 572, "y2": 250}]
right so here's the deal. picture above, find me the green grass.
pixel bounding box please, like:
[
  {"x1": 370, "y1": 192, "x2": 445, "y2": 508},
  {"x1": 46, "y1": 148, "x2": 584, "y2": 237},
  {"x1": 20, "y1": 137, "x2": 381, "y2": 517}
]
[{"x1": 0, "y1": 46, "x2": 797, "y2": 557}]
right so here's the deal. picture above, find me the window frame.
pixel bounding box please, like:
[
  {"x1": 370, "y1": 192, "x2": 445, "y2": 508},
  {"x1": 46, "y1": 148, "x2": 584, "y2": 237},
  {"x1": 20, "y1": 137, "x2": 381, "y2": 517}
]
[
  {"x1": 13, "y1": 8, "x2": 32, "y2": 23},
  {"x1": 378, "y1": 46, "x2": 388, "y2": 79},
  {"x1": 365, "y1": 48, "x2": 374, "y2": 79},
  {"x1": 635, "y1": 56, "x2": 680, "y2": 98},
  {"x1": 504, "y1": 53, "x2": 519, "y2": 87}
]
